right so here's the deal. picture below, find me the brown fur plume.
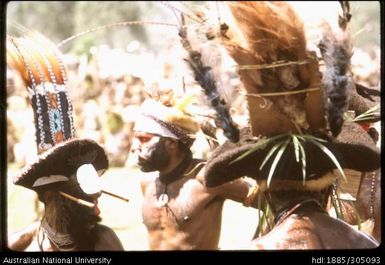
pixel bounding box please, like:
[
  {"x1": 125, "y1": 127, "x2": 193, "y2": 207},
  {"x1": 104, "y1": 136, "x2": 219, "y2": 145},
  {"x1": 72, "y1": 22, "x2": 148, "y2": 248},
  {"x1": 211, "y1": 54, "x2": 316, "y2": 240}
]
[
  {"x1": 217, "y1": 2, "x2": 326, "y2": 136},
  {"x1": 226, "y1": 2, "x2": 307, "y2": 63}
]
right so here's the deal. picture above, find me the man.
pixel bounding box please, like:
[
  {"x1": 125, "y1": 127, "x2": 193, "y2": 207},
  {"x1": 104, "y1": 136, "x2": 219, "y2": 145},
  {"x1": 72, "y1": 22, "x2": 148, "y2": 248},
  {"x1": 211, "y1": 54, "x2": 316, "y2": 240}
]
[
  {"x1": 130, "y1": 98, "x2": 258, "y2": 250},
  {"x1": 7, "y1": 33, "x2": 124, "y2": 251},
  {"x1": 333, "y1": 88, "x2": 381, "y2": 242},
  {"x1": 195, "y1": 1, "x2": 381, "y2": 249},
  {"x1": 203, "y1": 124, "x2": 380, "y2": 249},
  {"x1": 8, "y1": 138, "x2": 124, "y2": 251}
]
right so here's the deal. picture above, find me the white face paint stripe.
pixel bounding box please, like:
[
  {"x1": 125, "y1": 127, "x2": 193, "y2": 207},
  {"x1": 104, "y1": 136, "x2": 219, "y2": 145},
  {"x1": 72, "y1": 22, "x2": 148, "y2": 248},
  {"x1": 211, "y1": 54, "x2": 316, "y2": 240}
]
[
  {"x1": 76, "y1": 164, "x2": 102, "y2": 195},
  {"x1": 32, "y1": 175, "x2": 68, "y2": 187}
]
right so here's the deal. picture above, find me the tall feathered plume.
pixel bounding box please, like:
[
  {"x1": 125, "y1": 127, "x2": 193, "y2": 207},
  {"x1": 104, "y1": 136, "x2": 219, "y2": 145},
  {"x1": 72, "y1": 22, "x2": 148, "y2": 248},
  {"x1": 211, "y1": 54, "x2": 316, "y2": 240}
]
[
  {"x1": 173, "y1": 4, "x2": 240, "y2": 143},
  {"x1": 318, "y1": 1, "x2": 354, "y2": 137},
  {"x1": 212, "y1": 2, "x2": 327, "y2": 137},
  {"x1": 7, "y1": 32, "x2": 75, "y2": 153}
]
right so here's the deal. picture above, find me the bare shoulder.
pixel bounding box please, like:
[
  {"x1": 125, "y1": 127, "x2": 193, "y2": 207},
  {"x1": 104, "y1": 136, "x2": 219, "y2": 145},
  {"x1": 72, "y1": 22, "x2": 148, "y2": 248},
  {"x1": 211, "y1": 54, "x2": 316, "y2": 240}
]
[
  {"x1": 94, "y1": 224, "x2": 124, "y2": 251},
  {"x1": 313, "y1": 213, "x2": 379, "y2": 248},
  {"x1": 251, "y1": 216, "x2": 323, "y2": 249},
  {"x1": 140, "y1": 172, "x2": 158, "y2": 195}
]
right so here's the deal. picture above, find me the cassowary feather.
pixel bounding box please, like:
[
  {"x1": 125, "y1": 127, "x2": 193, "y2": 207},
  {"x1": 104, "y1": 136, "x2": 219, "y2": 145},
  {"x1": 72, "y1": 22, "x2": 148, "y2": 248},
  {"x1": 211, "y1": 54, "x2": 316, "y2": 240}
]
[
  {"x1": 178, "y1": 13, "x2": 239, "y2": 142},
  {"x1": 213, "y1": 2, "x2": 328, "y2": 136},
  {"x1": 318, "y1": 3, "x2": 354, "y2": 137}
]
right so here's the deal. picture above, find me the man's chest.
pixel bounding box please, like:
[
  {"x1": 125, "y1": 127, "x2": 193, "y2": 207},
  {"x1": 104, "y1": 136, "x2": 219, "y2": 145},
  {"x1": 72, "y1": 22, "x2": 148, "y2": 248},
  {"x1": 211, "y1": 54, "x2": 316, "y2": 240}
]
[{"x1": 141, "y1": 179, "x2": 215, "y2": 229}]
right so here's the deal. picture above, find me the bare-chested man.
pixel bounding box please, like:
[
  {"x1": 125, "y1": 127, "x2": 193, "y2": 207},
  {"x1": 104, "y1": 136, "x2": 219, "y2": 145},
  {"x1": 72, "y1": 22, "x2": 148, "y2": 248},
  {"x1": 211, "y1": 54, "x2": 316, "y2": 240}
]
[
  {"x1": 203, "y1": 125, "x2": 380, "y2": 249},
  {"x1": 130, "y1": 98, "x2": 257, "y2": 250}
]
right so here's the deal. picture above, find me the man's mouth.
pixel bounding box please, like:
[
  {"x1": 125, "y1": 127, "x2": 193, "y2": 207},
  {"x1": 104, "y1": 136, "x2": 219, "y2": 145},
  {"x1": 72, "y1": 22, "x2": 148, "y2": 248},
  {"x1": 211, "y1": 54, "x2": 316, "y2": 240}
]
[{"x1": 138, "y1": 155, "x2": 149, "y2": 164}]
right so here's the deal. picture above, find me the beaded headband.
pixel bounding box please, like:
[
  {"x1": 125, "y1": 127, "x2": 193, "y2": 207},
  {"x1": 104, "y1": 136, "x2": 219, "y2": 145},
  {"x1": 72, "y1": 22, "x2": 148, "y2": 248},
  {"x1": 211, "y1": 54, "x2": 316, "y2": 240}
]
[{"x1": 143, "y1": 113, "x2": 191, "y2": 141}]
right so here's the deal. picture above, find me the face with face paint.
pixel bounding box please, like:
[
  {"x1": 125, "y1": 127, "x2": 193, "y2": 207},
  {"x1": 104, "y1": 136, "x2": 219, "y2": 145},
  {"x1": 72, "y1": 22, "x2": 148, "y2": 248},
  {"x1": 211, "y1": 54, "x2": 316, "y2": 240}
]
[{"x1": 131, "y1": 132, "x2": 171, "y2": 172}]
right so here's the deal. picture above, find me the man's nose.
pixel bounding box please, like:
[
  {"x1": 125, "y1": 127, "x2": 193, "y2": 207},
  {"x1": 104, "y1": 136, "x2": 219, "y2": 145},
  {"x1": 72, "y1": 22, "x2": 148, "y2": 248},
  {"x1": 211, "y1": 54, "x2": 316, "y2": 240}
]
[{"x1": 130, "y1": 138, "x2": 141, "y2": 154}]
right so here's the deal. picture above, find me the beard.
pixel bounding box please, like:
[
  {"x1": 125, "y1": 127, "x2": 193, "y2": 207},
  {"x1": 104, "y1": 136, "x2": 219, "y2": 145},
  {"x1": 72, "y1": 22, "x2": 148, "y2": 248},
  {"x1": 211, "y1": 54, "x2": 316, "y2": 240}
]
[{"x1": 138, "y1": 137, "x2": 171, "y2": 172}]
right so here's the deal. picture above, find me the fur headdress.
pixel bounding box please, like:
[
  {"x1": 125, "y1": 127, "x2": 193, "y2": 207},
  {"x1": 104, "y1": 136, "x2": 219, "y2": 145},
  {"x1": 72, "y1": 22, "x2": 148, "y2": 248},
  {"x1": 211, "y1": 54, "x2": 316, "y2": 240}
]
[
  {"x1": 218, "y1": 1, "x2": 332, "y2": 137},
  {"x1": 199, "y1": 2, "x2": 380, "y2": 190}
]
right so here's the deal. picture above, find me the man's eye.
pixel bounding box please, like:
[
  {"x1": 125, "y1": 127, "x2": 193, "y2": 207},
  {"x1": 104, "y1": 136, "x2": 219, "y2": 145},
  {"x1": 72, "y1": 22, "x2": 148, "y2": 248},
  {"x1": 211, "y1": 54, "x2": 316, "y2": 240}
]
[{"x1": 139, "y1": 136, "x2": 151, "y2": 143}]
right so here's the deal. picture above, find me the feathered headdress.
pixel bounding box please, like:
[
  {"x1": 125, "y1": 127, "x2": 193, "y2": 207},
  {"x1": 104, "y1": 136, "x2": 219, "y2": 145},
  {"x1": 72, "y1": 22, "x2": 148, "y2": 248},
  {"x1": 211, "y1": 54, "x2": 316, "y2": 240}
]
[
  {"x1": 134, "y1": 93, "x2": 199, "y2": 143},
  {"x1": 176, "y1": 1, "x2": 359, "y2": 139},
  {"x1": 7, "y1": 32, "x2": 129, "y2": 203},
  {"x1": 172, "y1": 4, "x2": 240, "y2": 143},
  {"x1": 6, "y1": 32, "x2": 106, "y2": 196},
  {"x1": 216, "y1": 1, "x2": 328, "y2": 137},
  {"x1": 7, "y1": 32, "x2": 75, "y2": 153},
  {"x1": 200, "y1": 1, "x2": 380, "y2": 191}
]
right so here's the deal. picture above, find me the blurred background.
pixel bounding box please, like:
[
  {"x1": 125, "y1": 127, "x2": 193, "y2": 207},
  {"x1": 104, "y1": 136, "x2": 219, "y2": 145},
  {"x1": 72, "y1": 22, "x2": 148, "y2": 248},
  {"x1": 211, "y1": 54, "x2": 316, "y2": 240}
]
[{"x1": 6, "y1": 1, "x2": 381, "y2": 250}]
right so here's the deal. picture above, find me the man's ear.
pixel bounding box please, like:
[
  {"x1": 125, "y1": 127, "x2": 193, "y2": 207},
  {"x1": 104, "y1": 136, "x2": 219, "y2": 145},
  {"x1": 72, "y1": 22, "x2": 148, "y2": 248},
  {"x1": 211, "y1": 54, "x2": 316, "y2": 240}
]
[
  {"x1": 43, "y1": 190, "x2": 54, "y2": 203},
  {"x1": 164, "y1": 138, "x2": 178, "y2": 150}
]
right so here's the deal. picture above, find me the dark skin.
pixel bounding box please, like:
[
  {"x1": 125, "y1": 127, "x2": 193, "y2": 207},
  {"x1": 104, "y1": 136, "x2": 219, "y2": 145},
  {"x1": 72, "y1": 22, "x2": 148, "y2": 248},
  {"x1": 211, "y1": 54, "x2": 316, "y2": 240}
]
[
  {"x1": 8, "y1": 180, "x2": 124, "y2": 251},
  {"x1": 131, "y1": 132, "x2": 257, "y2": 250},
  {"x1": 250, "y1": 188, "x2": 378, "y2": 249}
]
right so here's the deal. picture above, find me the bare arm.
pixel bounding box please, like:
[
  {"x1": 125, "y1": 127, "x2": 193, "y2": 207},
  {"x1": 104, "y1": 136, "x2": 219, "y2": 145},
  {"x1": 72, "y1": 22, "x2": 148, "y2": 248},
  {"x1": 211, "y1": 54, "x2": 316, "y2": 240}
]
[
  {"x1": 207, "y1": 178, "x2": 251, "y2": 202},
  {"x1": 197, "y1": 167, "x2": 263, "y2": 209}
]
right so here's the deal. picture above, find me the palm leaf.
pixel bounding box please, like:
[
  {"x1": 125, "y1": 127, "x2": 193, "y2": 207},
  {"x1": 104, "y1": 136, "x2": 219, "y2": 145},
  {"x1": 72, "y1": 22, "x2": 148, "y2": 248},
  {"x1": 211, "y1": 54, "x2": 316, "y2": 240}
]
[
  {"x1": 352, "y1": 104, "x2": 380, "y2": 122},
  {"x1": 230, "y1": 134, "x2": 287, "y2": 164},
  {"x1": 292, "y1": 135, "x2": 300, "y2": 163},
  {"x1": 266, "y1": 138, "x2": 290, "y2": 188},
  {"x1": 260, "y1": 202, "x2": 270, "y2": 234},
  {"x1": 336, "y1": 182, "x2": 362, "y2": 228},
  {"x1": 259, "y1": 205, "x2": 268, "y2": 233},
  {"x1": 296, "y1": 134, "x2": 327, "y2": 143},
  {"x1": 264, "y1": 204, "x2": 273, "y2": 231},
  {"x1": 331, "y1": 184, "x2": 345, "y2": 220},
  {"x1": 306, "y1": 138, "x2": 347, "y2": 182},
  {"x1": 259, "y1": 138, "x2": 288, "y2": 171},
  {"x1": 256, "y1": 192, "x2": 263, "y2": 237},
  {"x1": 297, "y1": 139, "x2": 307, "y2": 185}
]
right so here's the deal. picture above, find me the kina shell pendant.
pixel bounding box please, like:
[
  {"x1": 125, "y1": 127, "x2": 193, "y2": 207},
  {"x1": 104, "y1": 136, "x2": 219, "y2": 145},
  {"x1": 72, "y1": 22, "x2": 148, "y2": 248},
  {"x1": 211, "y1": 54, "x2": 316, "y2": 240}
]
[{"x1": 157, "y1": 193, "x2": 169, "y2": 208}]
